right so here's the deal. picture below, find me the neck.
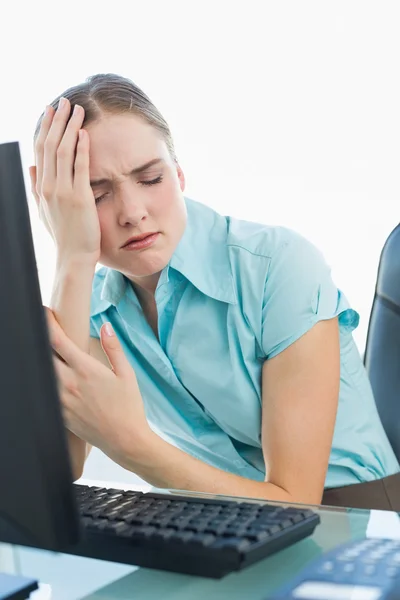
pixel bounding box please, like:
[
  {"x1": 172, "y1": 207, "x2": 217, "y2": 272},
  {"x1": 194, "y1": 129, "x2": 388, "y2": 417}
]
[{"x1": 128, "y1": 271, "x2": 161, "y2": 299}]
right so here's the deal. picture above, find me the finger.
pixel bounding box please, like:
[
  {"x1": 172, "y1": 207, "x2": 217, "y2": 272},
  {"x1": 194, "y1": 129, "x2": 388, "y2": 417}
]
[
  {"x1": 53, "y1": 353, "x2": 74, "y2": 395},
  {"x1": 34, "y1": 105, "x2": 55, "y2": 197},
  {"x1": 43, "y1": 97, "x2": 72, "y2": 193},
  {"x1": 29, "y1": 166, "x2": 40, "y2": 208},
  {"x1": 59, "y1": 398, "x2": 76, "y2": 432},
  {"x1": 57, "y1": 104, "x2": 85, "y2": 190},
  {"x1": 44, "y1": 307, "x2": 89, "y2": 371},
  {"x1": 61, "y1": 405, "x2": 73, "y2": 430},
  {"x1": 100, "y1": 323, "x2": 131, "y2": 377},
  {"x1": 74, "y1": 129, "x2": 91, "y2": 190}
]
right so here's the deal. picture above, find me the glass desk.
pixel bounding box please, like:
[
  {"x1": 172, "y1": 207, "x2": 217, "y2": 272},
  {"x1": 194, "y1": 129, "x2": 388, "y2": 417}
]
[{"x1": 1, "y1": 479, "x2": 399, "y2": 600}]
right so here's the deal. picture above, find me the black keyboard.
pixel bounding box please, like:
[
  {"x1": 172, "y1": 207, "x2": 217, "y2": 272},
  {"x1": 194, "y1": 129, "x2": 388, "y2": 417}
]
[{"x1": 71, "y1": 484, "x2": 320, "y2": 578}]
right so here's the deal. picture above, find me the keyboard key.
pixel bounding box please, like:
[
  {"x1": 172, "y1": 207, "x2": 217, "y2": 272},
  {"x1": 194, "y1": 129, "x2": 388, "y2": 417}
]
[
  {"x1": 290, "y1": 513, "x2": 305, "y2": 524},
  {"x1": 149, "y1": 517, "x2": 173, "y2": 528},
  {"x1": 190, "y1": 533, "x2": 217, "y2": 547},
  {"x1": 111, "y1": 522, "x2": 134, "y2": 535},
  {"x1": 222, "y1": 523, "x2": 249, "y2": 536},
  {"x1": 279, "y1": 519, "x2": 294, "y2": 529},
  {"x1": 186, "y1": 520, "x2": 209, "y2": 533},
  {"x1": 245, "y1": 529, "x2": 271, "y2": 542},
  {"x1": 82, "y1": 517, "x2": 106, "y2": 530},
  {"x1": 259, "y1": 506, "x2": 282, "y2": 516},
  {"x1": 107, "y1": 492, "x2": 125, "y2": 501},
  {"x1": 130, "y1": 526, "x2": 157, "y2": 539},
  {"x1": 151, "y1": 528, "x2": 176, "y2": 542},
  {"x1": 169, "y1": 531, "x2": 194, "y2": 544},
  {"x1": 301, "y1": 509, "x2": 316, "y2": 519},
  {"x1": 211, "y1": 537, "x2": 251, "y2": 552},
  {"x1": 122, "y1": 490, "x2": 143, "y2": 500}
]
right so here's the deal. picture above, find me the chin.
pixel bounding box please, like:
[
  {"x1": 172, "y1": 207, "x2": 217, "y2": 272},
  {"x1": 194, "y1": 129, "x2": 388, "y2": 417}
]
[{"x1": 123, "y1": 252, "x2": 171, "y2": 279}]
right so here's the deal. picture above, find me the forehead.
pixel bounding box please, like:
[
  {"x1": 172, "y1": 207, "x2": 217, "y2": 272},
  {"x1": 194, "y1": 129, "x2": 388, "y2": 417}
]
[{"x1": 86, "y1": 114, "x2": 168, "y2": 174}]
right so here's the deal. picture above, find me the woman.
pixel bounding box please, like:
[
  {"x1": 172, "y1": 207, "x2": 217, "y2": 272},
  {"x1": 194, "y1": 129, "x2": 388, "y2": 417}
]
[{"x1": 30, "y1": 73, "x2": 400, "y2": 510}]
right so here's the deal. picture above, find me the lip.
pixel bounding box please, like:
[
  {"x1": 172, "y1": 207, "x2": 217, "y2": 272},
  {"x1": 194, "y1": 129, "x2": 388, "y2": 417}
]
[{"x1": 121, "y1": 232, "x2": 160, "y2": 251}]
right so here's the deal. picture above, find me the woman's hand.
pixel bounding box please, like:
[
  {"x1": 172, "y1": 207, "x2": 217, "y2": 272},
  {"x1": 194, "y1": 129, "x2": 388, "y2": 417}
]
[
  {"x1": 45, "y1": 307, "x2": 152, "y2": 460},
  {"x1": 29, "y1": 98, "x2": 101, "y2": 264}
]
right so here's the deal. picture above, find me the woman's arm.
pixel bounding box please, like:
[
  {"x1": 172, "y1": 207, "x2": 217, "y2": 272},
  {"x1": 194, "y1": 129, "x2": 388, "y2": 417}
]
[
  {"x1": 30, "y1": 98, "x2": 102, "y2": 480},
  {"x1": 260, "y1": 317, "x2": 340, "y2": 504},
  {"x1": 114, "y1": 318, "x2": 340, "y2": 504},
  {"x1": 51, "y1": 257, "x2": 97, "y2": 479}
]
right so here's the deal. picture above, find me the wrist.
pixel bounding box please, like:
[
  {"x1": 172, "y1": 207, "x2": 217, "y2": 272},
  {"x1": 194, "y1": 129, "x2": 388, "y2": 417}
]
[
  {"x1": 56, "y1": 252, "x2": 98, "y2": 272},
  {"x1": 111, "y1": 427, "x2": 160, "y2": 475}
]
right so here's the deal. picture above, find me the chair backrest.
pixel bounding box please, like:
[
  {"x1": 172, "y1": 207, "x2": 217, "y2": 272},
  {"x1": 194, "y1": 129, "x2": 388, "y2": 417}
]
[{"x1": 364, "y1": 223, "x2": 400, "y2": 462}]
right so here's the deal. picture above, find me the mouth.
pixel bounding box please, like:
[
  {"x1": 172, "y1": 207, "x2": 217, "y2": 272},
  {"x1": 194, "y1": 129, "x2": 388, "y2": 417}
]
[{"x1": 120, "y1": 232, "x2": 160, "y2": 251}]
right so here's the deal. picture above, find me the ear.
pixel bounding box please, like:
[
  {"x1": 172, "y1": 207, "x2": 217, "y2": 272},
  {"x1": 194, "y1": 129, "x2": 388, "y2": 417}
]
[{"x1": 176, "y1": 163, "x2": 186, "y2": 192}]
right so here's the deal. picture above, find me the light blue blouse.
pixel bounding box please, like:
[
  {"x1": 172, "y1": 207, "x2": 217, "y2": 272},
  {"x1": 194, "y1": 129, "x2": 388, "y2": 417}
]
[{"x1": 90, "y1": 197, "x2": 399, "y2": 488}]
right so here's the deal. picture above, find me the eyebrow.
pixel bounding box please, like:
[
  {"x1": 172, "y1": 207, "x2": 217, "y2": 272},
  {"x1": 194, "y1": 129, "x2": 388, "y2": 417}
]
[{"x1": 90, "y1": 158, "x2": 164, "y2": 187}]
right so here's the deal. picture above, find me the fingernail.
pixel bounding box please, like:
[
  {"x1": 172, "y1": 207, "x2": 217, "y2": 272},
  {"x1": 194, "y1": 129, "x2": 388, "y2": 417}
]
[
  {"x1": 104, "y1": 323, "x2": 115, "y2": 337},
  {"x1": 58, "y1": 97, "x2": 66, "y2": 111},
  {"x1": 73, "y1": 104, "x2": 81, "y2": 115},
  {"x1": 44, "y1": 105, "x2": 51, "y2": 116}
]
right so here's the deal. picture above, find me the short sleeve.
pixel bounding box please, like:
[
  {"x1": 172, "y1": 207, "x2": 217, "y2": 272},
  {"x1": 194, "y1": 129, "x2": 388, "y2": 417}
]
[{"x1": 261, "y1": 229, "x2": 359, "y2": 359}]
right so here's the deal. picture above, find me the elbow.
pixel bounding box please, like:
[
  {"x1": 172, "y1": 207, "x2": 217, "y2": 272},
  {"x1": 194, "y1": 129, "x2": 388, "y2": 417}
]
[
  {"x1": 290, "y1": 489, "x2": 324, "y2": 507},
  {"x1": 72, "y1": 458, "x2": 85, "y2": 481},
  {"x1": 73, "y1": 466, "x2": 84, "y2": 482},
  {"x1": 272, "y1": 482, "x2": 323, "y2": 507}
]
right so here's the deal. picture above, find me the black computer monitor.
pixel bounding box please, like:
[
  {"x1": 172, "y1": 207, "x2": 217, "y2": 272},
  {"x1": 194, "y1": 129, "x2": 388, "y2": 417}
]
[{"x1": 0, "y1": 141, "x2": 80, "y2": 551}]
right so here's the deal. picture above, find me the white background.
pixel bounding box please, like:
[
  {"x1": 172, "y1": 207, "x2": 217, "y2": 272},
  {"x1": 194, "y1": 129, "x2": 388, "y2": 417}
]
[{"x1": 1, "y1": 0, "x2": 399, "y2": 482}]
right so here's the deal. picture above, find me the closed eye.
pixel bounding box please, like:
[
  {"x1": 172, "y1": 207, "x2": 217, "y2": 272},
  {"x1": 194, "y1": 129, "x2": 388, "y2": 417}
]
[
  {"x1": 95, "y1": 175, "x2": 163, "y2": 204},
  {"x1": 94, "y1": 192, "x2": 109, "y2": 205},
  {"x1": 139, "y1": 175, "x2": 163, "y2": 186}
]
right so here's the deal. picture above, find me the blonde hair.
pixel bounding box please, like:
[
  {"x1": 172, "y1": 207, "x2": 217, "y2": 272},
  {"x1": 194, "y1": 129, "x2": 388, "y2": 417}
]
[{"x1": 34, "y1": 73, "x2": 177, "y2": 160}]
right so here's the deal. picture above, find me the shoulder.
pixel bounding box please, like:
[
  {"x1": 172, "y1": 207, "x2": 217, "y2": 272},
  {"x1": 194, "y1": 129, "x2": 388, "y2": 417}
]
[
  {"x1": 187, "y1": 197, "x2": 315, "y2": 260},
  {"x1": 225, "y1": 217, "x2": 333, "y2": 325},
  {"x1": 186, "y1": 198, "x2": 329, "y2": 288},
  {"x1": 226, "y1": 216, "x2": 325, "y2": 271}
]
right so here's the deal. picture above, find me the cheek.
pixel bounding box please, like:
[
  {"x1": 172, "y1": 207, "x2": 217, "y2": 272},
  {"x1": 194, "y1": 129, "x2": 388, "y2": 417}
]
[
  {"x1": 96, "y1": 208, "x2": 113, "y2": 245},
  {"x1": 151, "y1": 180, "x2": 182, "y2": 219}
]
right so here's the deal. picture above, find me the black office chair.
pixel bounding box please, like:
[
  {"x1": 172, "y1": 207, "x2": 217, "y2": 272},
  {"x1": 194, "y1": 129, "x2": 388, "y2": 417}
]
[{"x1": 364, "y1": 223, "x2": 400, "y2": 463}]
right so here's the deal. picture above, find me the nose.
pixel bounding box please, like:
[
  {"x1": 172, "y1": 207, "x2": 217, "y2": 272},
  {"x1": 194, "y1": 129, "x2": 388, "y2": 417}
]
[{"x1": 115, "y1": 181, "x2": 148, "y2": 228}]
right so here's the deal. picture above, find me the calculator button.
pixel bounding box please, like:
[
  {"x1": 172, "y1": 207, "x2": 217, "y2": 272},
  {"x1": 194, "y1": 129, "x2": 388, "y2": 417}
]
[
  {"x1": 361, "y1": 555, "x2": 378, "y2": 564},
  {"x1": 386, "y1": 566, "x2": 399, "y2": 578},
  {"x1": 367, "y1": 551, "x2": 386, "y2": 562},
  {"x1": 359, "y1": 540, "x2": 376, "y2": 548},
  {"x1": 342, "y1": 550, "x2": 360, "y2": 560},
  {"x1": 385, "y1": 542, "x2": 400, "y2": 551},
  {"x1": 379, "y1": 543, "x2": 393, "y2": 552},
  {"x1": 363, "y1": 564, "x2": 377, "y2": 576},
  {"x1": 337, "y1": 553, "x2": 352, "y2": 561},
  {"x1": 343, "y1": 563, "x2": 355, "y2": 573},
  {"x1": 322, "y1": 561, "x2": 335, "y2": 572},
  {"x1": 391, "y1": 552, "x2": 400, "y2": 564}
]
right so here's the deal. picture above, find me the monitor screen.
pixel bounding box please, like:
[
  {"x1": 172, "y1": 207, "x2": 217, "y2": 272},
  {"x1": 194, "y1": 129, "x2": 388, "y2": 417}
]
[{"x1": 0, "y1": 141, "x2": 80, "y2": 550}]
